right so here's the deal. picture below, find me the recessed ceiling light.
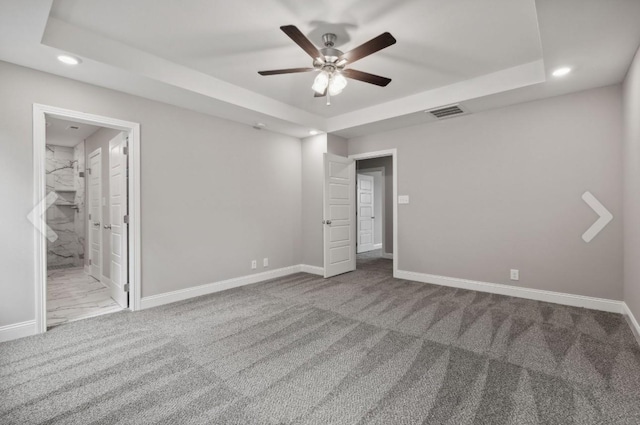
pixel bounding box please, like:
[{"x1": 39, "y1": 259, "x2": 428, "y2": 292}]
[
  {"x1": 309, "y1": 130, "x2": 319, "y2": 135},
  {"x1": 552, "y1": 67, "x2": 571, "y2": 77},
  {"x1": 57, "y1": 55, "x2": 81, "y2": 65}
]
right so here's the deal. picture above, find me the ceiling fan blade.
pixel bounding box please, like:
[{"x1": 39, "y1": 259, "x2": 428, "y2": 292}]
[
  {"x1": 338, "y1": 32, "x2": 396, "y2": 64},
  {"x1": 342, "y1": 69, "x2": 392, "y2": 86},
  {"x1": 280, "y1": 25, "x2": 324, "y2": 60},
  {"x1": 258, "y1": 68, "x2": 315, "y2": 76}
]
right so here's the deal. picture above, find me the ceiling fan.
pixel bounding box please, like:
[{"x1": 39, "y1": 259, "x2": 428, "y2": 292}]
[{"x1": 258, "y1": 25, "x2": 396, "y2": 105}]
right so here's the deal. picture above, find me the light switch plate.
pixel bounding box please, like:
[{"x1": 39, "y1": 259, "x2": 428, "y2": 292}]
[{"x1": 398, "y1": 195, "x2": 410, "y2": 204}]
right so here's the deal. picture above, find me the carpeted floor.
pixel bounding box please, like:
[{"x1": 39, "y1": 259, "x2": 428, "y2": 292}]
[{"x1": 2, "y1": 253, "x2": 640, "y2": 424}]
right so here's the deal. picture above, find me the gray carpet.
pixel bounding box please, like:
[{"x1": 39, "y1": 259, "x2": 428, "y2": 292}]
[{"x1": 2, "y1": 253, "x2": 640, "y2": 424}]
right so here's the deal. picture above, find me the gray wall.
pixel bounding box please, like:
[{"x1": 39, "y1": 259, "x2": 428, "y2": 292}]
[
  {"x1": 349, "y1": 85, "x2": 623, "y2": 300},
  {"x1": 327, "y1": 134, "x2": 348, "y2": 156},
  {"x1": 357, "y1": 157, "x2": 394, "y2": 254},
  {"x1": 0, "y1": 60, "x2": 302, "y2": 327},
  {"x1": 301, "y1": 134, "x2": 326, "y2": 267},
  {"x1": 84, "y1": 127, "x2": 123, "y2": 279},
  {"x1": 624, "y1": 45, "x2": 640, "y2": 319}
]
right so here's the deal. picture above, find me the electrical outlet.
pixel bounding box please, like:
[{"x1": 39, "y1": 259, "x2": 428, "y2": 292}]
[
  {"x1": 251, "y1": 260, "x2": 257, "y2": 270},
  {"x1": 263, "y1": 258, "x2": 269, "y2": 268},
  {"x1": 510, "y1": 269, "x2": 519, "y2": 281}
]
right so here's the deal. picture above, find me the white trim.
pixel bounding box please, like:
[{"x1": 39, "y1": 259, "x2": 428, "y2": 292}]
[
  {"x1": 140, "y1": 265, "x2": 313, "y2": 310},
  {"x1": 0, "y1": 321, "x2": 37, "y2": 343},
  {"x1": 623, "y1": 302, "x2": 640, "y2": 345},
  {"x1": 33, "y1": 104, "x2": 142, "y2": 336},
  {"x1": 301, "y1": 264, "x2": 324, "y2": 276},
  {"x1": 382, "y1": 252, "x2": 394, "y2": 259},
  {"x1": 357, "y1": 167, "x2": 385, "y2": 252},
  {"x1": 395, "y1": 270, "x2": 623, "y2": 313},
  {"x1": 349, "y1": 149, "x2": 398, "y2": 278},
  {"x1": 88, "y1": 147, "x2": 103, "y2": 281}
]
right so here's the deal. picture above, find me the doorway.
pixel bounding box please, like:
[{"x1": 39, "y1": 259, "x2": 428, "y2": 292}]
[
  {"x1": 322, "y1": 149, "x2": 397, "y2": 278},
  {"x1": 33, "y1": 104, "x2": 141, "y2": 333},
  {"x1": 355, "y1": 156, "x2": 394, "y2": 274},
  {"x1": 44, "y1": 118, "x2": 129, "y2": 327}
]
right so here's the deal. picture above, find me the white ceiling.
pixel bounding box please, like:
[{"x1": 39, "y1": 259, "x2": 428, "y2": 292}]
[
  {"x1": 48, "y1": 0, "x2": 543, "y2": 118},
  {"x1": 46, "y1": 117, "x2": 100, "y2": 147},
  {"x1": 0, "y1": 0, "x2": 639, "y2": 138}
]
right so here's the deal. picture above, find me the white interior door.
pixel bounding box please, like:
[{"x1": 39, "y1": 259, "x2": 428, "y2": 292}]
[
  {"x1": 108, "y1": 133, "x2": 129, "y2": 308},
  {"x1": 323, "y1": 153, "x2": 356, "y2": 278},
  {"x1": 357, "y1": 174, "x2": 375, "y2": 253},
  {"x1": 88, "y1": 149, "x2": 102, "y2": 280}
]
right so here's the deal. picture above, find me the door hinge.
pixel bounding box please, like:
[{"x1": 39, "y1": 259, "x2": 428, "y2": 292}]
[
  {"x1": 89, "y1": 259, "x2": 92, "y2": 265},
  {"x1": 89, "y1": 213, "x2": 92, "y2": 220},
  {"x1": 124, "y1": 215, "x2": 130, "y2": 224},
  {"x1": 124, "y1": 283, "x2": 130, "y2": 292},
  {"x1": 87, "y1": 168, "x2": 91, "y2": 175},
  {"x1": 123, "y1": 146, "x2": 129, "y2": 155}
]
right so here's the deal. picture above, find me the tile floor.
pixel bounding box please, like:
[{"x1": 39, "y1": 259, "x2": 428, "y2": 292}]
[{"x1": 47, "y1": 267, "x2": 122, "y2": 328}]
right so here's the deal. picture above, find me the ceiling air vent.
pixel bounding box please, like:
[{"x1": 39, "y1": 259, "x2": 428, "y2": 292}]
[{"x1": 427, "y1": 104, "x2": 468, "y2": 120}]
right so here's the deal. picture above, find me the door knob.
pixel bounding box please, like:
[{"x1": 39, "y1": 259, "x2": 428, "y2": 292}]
[
  {"x1": 93, "y1": 222, "x2": 100, "y2": 227},
  {"x1": 104, "y1": 224, "x2": 112, "y2": 229},
  {"x1": 326, "y1": 220, "x2": 332, "y2": 225}
]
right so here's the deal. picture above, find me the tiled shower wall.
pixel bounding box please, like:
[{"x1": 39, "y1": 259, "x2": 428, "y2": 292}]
[{"x1": 46, "y1": 144, "x2": 85, "y2": 268}]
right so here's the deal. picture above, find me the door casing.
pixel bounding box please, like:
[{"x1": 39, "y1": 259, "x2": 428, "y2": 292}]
[
  {"x1": 356, "y1": 173, "x2": 375, "y2": 253},
  {"x1": 88, "y1": 148, "x2": 103, "y2": 280},
  {"x1": 33, "y1": 104, "x2": 141, "y2": 334},
  {"x1": 348, "y1": 150, "x2": 398, "y2": 277}
]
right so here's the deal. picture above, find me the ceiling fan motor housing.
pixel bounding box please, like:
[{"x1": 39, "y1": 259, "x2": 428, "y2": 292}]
[{"x1": 318, "y1": 33, "x2": 344, "y2": 68}]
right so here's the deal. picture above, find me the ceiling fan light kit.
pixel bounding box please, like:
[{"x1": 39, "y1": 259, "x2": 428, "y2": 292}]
[{"x1": 258, "y1": 25, "x2": 396, "y2": 105}]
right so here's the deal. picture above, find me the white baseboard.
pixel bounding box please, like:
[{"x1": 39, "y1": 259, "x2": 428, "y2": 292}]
[
  {"x1": 140, "y1": 264, "x2": 322, "y2": 310},
  {"x1": 373, "y1": 243, "x2": 383, "y2": 249},
  {"x1": 0, "y1": 320, "x2": 36, "y2": 343},
  {"x1": 623, "y1": 302, "x2": 640, "y2": 344},
  {"x1": 395, "y1": 270, "x2": 623, "y2": 313},
  {"x1": 382, "y1": 252, "x2": 394, "y2": 260},
  {"x1": 300, "y1": 264, "x2": 324, "y2": 276}
]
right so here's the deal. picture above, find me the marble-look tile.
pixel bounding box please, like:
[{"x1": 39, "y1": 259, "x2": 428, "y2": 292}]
[
  {"x1": 46, "y1": 144, "x2": 85, "y2": 268},
  {"x1": 47, "y1": 267, "x2": 121, "y2": 328}
]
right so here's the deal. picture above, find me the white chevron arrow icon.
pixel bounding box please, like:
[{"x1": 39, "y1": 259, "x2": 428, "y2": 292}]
[
  {"x1": 581, "y1": 191, "x2": 612, "y2": 243},
  {"x1": 27, "y1": 191, "x2": 59, "y2": 243}
]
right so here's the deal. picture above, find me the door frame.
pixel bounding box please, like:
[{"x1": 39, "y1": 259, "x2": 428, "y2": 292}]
[
  {"x1": 356, "y1": 173, "x2": 375, "y2": 254},
  {"x1": 87, "y1": 147, "x2": 103, "y2": 281},
  {"x1": 33, "y1": 104, "x2": 141, "y2": 334},
  {"x1": 349, "y1": 149, "x2": 398, "y2": 277},
  {"x1": 356, "y1": 167, "x2": 385, "y2": 252}
]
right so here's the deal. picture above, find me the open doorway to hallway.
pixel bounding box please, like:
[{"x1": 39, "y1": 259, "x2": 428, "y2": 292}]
[
  {"x1": 45, "y1": 117, "x2": 128, "y2": 328},
  {"x1": 355, "y1": 156, "x2": 393, "y2": 274}
]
